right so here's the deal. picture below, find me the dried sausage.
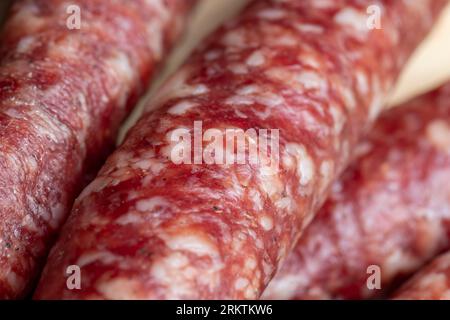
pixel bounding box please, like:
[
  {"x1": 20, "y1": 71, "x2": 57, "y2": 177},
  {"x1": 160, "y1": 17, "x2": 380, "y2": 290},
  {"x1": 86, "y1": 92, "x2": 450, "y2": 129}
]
[
  {"x1": 0, "y1": 0, "x2": 196, "y2": 299},
  {"x1": 263, "y1": 84, "x2": 450, "y2": 299},
  {"x1": 34, "y1": 0, "x2": 446, "y2": 299}
]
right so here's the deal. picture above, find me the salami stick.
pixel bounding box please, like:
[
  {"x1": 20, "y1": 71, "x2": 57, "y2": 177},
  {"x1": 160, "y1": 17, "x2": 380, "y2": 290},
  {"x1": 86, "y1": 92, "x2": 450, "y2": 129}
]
[
  {"x1": 0, "y1": 0, "x2": 196, "y2": 299},
  {"x1": 263, "y1": 84, "x2": 450, "y2": 300},
  {"x1": 34, "y1": 0, "x2": 445, "y2": 299},
  {"x1": 394, "y1": 251, "x2": 450, "y2": 300}
]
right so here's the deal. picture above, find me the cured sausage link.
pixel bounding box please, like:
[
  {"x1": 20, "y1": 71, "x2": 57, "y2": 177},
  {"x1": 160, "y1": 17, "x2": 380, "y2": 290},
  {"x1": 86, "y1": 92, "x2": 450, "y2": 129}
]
[
  {"x1": 393, "y1": 251, "x2": 450, "y2": 300},
  {"x1": 263, "y1": 84, "x2": 450, "y2": 300},
  {"x1": 34, "y1": 0, "x2": 446, "y2": 299},
  {"x1": 0, "y1": 0, "x2": 196, "y2": 299}
]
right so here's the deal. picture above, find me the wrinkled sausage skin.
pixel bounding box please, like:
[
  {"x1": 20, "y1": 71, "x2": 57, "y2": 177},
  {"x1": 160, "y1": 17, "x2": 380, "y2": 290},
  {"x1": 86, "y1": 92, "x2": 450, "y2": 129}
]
[{"x1": 0, "y1": 0, "x2": 196, "y2": 299}]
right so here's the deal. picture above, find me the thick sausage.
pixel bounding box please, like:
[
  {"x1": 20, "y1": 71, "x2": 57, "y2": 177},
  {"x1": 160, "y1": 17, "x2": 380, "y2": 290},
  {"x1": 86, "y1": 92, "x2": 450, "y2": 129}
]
[
  {"x1": 394, "y1": 251, "x2": 450, "y2": 300},
  {"x1": 34, "y1": 0, "x2": 446, "y2": 299},
  {"x1": 0, "y1": 0, "x2": 196, "y2": 299},
  {"x1": 263, "y1": 84, "x2": 450, "y2": 300}
]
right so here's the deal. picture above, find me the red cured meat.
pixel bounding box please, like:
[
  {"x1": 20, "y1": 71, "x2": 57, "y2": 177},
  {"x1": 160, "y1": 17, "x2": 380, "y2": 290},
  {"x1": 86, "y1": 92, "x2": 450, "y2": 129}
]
[
  {"x1": 394, "y1": 251, "x2": 450, "y2": 300},
  {"x1": 0, "y1": 0, "x2": 196, "y2": 299},
  {"x1": 263, "y1": 84, "x2": 450, "y2": 300},
  {"x1": 34, "y1": 0, "x2": 446, "y2": 299}
]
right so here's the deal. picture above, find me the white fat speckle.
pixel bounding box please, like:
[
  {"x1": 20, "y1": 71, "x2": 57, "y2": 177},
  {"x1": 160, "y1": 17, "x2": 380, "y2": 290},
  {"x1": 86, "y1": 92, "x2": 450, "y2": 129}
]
[
  {"x1": 145, "y1": 1, "x2": 169, "y2": 60},
  {"x1": 136, "y1": 196, "x2": 170, "y2": 213},
  {"x1": 76, "y1": 93, "x2": 90, "y2": 137},
  {"x1": 228, "y1": 63, "x2": 248, "y2": 75},
  {"x1": 149, "y1": 253, "x2": 196, "y2": 297},
  {"x1": 249, "y1": 188, "x2": 263, "y2": 211},
  {"x1": 329, "y1": 104, "x2": 345, "y2": 136},
  {"x1": 10, "y1": 3, "x2": 45, "y2": 34},
  {"x1": 262, "y1": 260, "x2": 273, "y2": 280},
  {"x1": 191, "y1": 84, "x2": 210, "y2": 95},
  {"x1": 259, "y1": 215, "x2": 274, "y2": 231},
  {"x1": 256, "y1": 93, "x2": 284, "y2": 109},
  {"x1": 97, "y1": 278, "x2": 142, "y2": 300},
  {"x1": 272, "y1": 35, "x2": 297, "y2": 47},
  {"x1": 244, "y1": 286, "x2": 256, "y2": 299},
  {"x1": 6, "y1": 271, "x2": 24, "y2": 293},
  {"x1": 415, "y1": 272, "x2": 448, "y2": 291},
  {"x1": 205, "y1": 50, "x2": 222, "y2": 61},
  {"x1": 116, "y1": 212, "x2": 144, "y2": 225},
  {"x1": 426, "y1": 120, "x2": 450, "y2": 152},
  {"x1": 50, "y1": 203, "x2": 65, "y2": 229},
  {"x1": 319, "y1": 160, "x2": 334, "y2": 193},
  {"x1": 147, "y1": 160, "x2": 165, "y2": 175},
  {"x1": 77, "y1": 251, "x2": 119, "y2": 268},
  {"x1": 300, "y1": 54, "x2": 321, "y2": 69},
  {"x1": 16, "y1": 36, "x2": 36, "y2": 53},
  {"x1": 384, "y1": 250, "x2": 419, "y2": 279},
  {"x1": 267, "y1": 67, "x2": 312, "y2": 93},
  {"x1": 253, "y1": 108, "x2": 272, "y2": 120},
  {"x1": 163, "y1": 251, "x2": 190, "y2": 269},
  {"x1": 294, "y1": 23, "x2": 324, "y2": 34},
  {"x1": 131, "y1": 159, "x2": 151, "y2": 170},
  {"x1": 107, "y1": 51, "x2": 133, "y2": 83},
  {"x1": 234, "y1": 108, "x2": 248, "y2": 119},
  {"x1": 285, "y1": 143, "x2": 315, "y2": 186},
  {"x1": 258, "y1": 167, "x2": 284, "y2": 198},
  {"x1": 48, "y1": 35, "x2": 80, "y2": 58},
  {"x1": 320, "y1": 160, "x2": 333, "y2": 180},
  {"x1": 231, "y1": 233, "x2": 246, "y2": 252},
  {"x1": 228, "y1": 173, "x2": 247, "y2": 200},
  {"x1": 245, "y1": 257, "x2": 257, "y2": 270},
  {"x1": 235, "y1": 277, "x2": 250, "y2": 290},
  {"x1": 163, "y1": 233, "x2": 219, "y2": 257},
  {"x1": 237, "y1": 85, "x2": 260, "y2": 95},
  {"x1": 310, "y1": 0, "x2": 335, "y2": 9},
  {"x1": 150, "y1": 248, "x2": 224, "y2": 298},
  {"x1": 334, "y1": 8, "x2": 369, "y2": 34},
  {"x1": 78, "y1": 177, "x2": 111, "y2": 199},
  {"x1": 21, "y1": 214, "x2": 39, "y2": 233},
  {"x1": 225, "y1": 95, "x2": 254, "y2": 106},
  {"x1": 340, "y1": 85, "x2": 357, "y2": 110},
  {"x1": 263, "y1": 274, "x2": 308, "y2": 300},
  {"x1": 112, "y1": 151, "x2": 136, "y2": 169},
  {"x1": 354, "y1": 141, "x2": 373, "y2": 158},
  {"x1": 257, "y1": 8, "x2": 286, "y2": 20},
  {"x1": 246, "y1": 50, "x2": 266, "y2": 67},
  {"x1": 168, "y1": 101, "x2": 197, "y2": 116},
  {"x1": 355, "y1": 70, "x2": 369, "y2": 95},
  {"x1": 27, "y1": 155, "x2": 38, "y2": 171},
  {"x1": 222, "y1": 29, "x2": 247, "y2": 47},
  {"x1": 5, "y1": 106, "x2": 74, "y2": 176},
  {"x1": 274, "y1": 197, "x2": 294, "y2": 211},
  {"x1": 146, "y1": 69, "x2": 208, "y2": 111},
  {"x1": 369, "y1": 77, "x2": 385, "y2": 120},
  {"x1": 297, "y1": 71, "x2": 327, "y2": 92}
]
